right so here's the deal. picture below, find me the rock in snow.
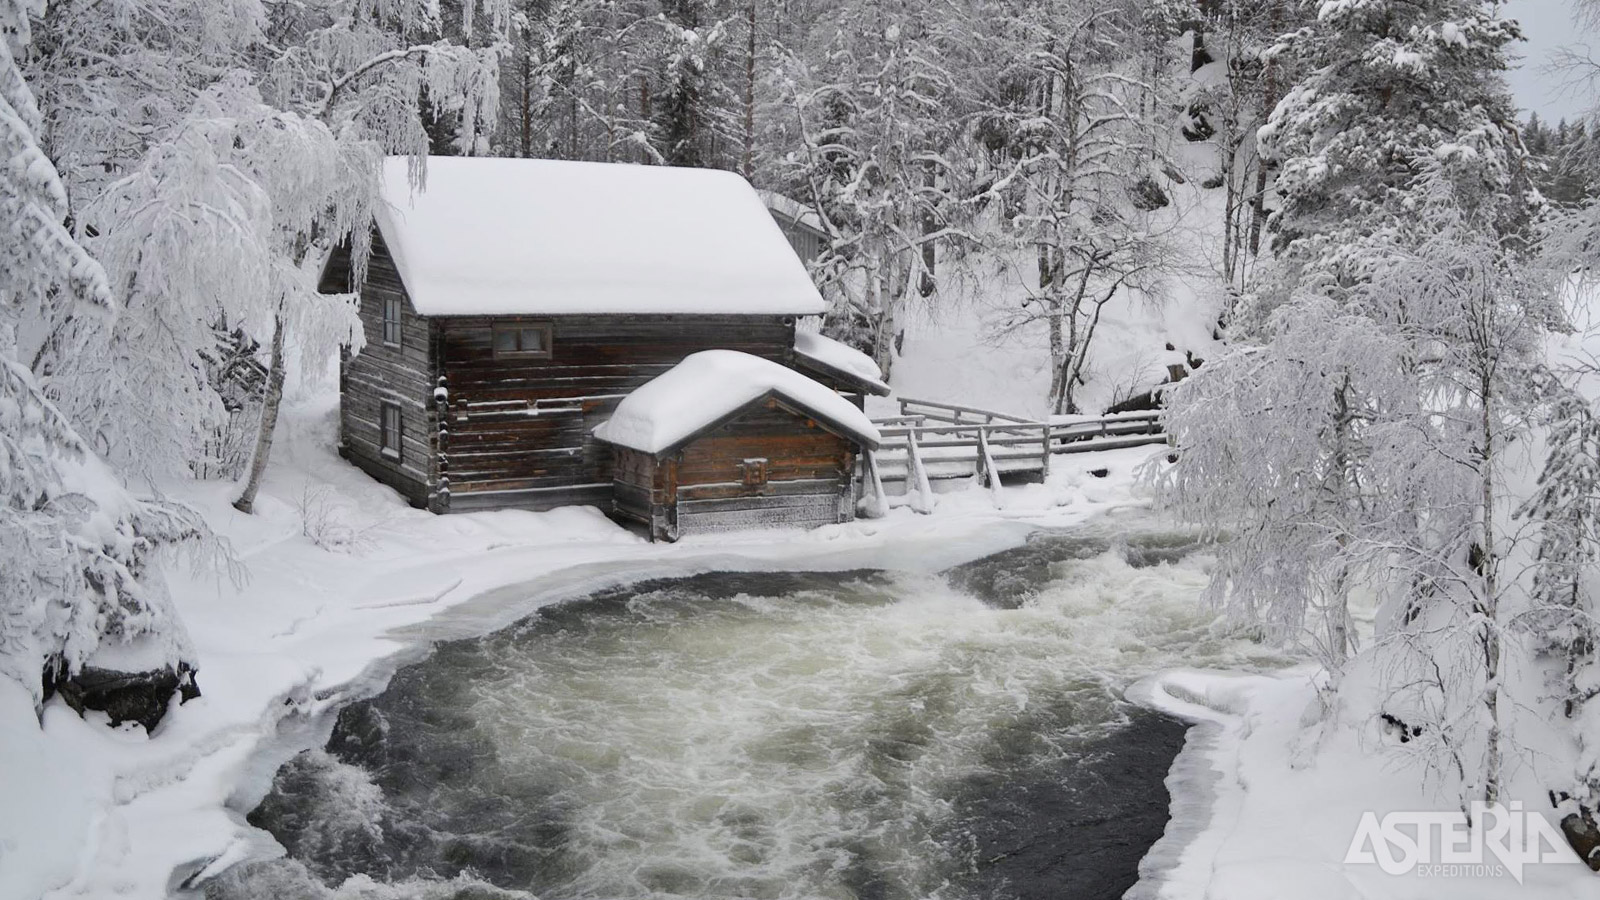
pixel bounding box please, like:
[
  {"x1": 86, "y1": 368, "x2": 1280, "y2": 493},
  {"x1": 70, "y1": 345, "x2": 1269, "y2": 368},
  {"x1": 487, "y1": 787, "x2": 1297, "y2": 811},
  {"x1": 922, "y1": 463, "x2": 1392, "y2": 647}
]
[{"x1": 44, "y1": 661, "x2": 199, "y2": 733}]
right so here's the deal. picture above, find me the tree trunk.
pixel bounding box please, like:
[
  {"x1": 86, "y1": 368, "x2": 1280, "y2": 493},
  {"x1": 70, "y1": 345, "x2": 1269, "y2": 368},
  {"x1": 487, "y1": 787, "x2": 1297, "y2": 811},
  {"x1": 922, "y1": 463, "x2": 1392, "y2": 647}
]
[
  {"x1": 1046, "y1": 303, "x2": 1066, "y2": 415},
  {"x1": 1479, "y1": 366, "x2": 1502, "y2": 806},
  {"x1": 1325, "y1": 374, "x2": 1354, "y2": 664},
  {"x1": 232, "y1": 310, "x2": 286, "y2": 515},
  {"x1": 1248, "y1": 4, "x2": 1282, "y2": 257},
  {"x1": 1040, "y1": 246, "x2": 1068, "y2": 414},
  {"x1": 520, "y1": 42, "x2": 533, "y2": 158},
  {"x1": 869, "y1": 251, "x2": 896, "y2": 380},
  {"x1": 743, "y1": 0, "x2": 758, "y2": 179}
]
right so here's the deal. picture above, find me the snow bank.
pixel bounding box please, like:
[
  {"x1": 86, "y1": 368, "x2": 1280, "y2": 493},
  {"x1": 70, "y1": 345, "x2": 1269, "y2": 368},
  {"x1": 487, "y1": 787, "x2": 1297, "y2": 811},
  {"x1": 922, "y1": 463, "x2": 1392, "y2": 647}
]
[
  {"x1": 1128, "y1": 669, "x2": 1596, "y2": 900},
  {"x1": 593, "y1": 350, "x2": 881, "y2": 454},
  {"x1": 375, "y1": 157, "x2": 825, "y2": 317},
  {"x1": 793, "y1": 330, "x2": 891, "y2": 394},
  {"x1": 0, "y1": 680, "x2": 110, "y2": 900}
]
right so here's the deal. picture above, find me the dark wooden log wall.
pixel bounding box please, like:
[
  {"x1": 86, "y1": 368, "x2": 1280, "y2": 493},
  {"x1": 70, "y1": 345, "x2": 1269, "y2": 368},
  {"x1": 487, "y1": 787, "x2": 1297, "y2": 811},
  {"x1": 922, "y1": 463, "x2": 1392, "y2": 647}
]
[
  {"x1": 610, "y1": 399, "x2": 858, "y2": 540},
  {"x1": 340, "y1": 233, "x2": 436, "y2": 507},
  {"x1": 439, "y1": 314, "x2": 795, "y2": 510}
]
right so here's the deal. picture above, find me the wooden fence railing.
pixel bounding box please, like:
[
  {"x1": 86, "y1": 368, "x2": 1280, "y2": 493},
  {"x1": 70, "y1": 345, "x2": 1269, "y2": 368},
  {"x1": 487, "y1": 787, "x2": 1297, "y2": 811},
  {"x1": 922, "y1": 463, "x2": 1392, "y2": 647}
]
[{"x1": 864, "y1": 398, "x2": 1167, "y2": 514}]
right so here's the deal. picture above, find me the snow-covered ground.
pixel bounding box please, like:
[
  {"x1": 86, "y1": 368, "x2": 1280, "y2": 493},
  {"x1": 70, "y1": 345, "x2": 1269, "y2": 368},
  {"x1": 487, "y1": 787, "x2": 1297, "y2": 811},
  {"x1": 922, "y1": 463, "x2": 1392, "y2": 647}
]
[
  {"x1": 1128, "y1": 667, "x2": 1597, "y2": 900},
  {"x1": 1, "y1": 389, "x2": 1159, "y2": 900}
]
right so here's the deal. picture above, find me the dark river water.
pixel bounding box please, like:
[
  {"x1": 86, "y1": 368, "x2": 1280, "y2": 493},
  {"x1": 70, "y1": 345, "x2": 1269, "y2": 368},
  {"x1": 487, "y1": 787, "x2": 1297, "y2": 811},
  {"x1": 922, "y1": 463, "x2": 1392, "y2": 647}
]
[{"x1": 207, "y1": 529, "x2": 1284, "y2": 900}]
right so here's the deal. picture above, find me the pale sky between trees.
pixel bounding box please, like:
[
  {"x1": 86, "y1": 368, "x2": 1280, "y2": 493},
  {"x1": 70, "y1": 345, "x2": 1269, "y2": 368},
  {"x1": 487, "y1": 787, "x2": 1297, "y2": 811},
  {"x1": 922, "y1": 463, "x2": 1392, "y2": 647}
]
[{"x1": 1506, "y1": 0, "x2": 1595, "y2": 121}]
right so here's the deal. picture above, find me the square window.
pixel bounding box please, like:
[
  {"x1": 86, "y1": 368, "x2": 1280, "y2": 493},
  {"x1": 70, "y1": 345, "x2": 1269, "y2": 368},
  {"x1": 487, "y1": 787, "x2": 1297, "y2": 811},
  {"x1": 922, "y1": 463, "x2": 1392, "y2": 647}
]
[
  {"x1": 380, "y1": 402, "x2": 402, "y2": 461},
  {"x1": 493, "y1": 329, "x2": 519, "y2": 354},
  {"x1": 492, "y1": 323, "x2": 553, "y2": 359}
]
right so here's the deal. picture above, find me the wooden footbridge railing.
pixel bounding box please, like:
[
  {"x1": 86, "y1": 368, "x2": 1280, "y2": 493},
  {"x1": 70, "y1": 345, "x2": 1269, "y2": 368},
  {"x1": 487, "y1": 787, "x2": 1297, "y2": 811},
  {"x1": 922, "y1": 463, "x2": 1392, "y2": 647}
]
[{"x1": 864, "y1": 397, "x2": 1166, "y2": 513}]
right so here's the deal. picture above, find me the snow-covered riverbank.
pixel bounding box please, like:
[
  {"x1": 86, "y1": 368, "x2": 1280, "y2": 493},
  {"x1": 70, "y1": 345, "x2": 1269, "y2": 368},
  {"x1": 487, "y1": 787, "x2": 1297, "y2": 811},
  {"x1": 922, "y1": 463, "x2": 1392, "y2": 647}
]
[
  {"x1": 1130, "y1": 669, "x2": 1597, "y2": 900},
  {"x1": 2, "y1": 396, "x2": 1159, "y2": 900}
]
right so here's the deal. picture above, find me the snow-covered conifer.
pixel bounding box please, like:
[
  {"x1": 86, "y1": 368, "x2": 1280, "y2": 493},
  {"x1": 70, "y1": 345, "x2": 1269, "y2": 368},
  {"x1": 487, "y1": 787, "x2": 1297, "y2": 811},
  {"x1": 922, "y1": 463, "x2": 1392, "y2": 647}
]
[{"x1": 1253, "y1": 0, "x2": 1526, "y2": 307}]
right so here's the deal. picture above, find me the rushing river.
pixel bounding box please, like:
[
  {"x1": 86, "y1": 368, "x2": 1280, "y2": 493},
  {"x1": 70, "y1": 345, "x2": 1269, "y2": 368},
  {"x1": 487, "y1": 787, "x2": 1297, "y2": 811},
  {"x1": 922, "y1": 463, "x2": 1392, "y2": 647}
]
[{"x1": 208, "y1": 528, "x2": 1288, "y2": 900}]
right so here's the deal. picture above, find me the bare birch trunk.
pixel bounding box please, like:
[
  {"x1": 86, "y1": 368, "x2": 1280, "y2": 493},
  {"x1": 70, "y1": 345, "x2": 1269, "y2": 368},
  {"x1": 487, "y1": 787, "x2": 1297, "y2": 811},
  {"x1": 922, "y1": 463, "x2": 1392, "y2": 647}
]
[
  {"x1": 1326, "y1": 375, "x2": 1354, "y2": 664},
  {"x1": 233, "y1": 309, "x2": 285, "y2": 514},
  {"x1": 1479, "y1": 365, "x2": 1502, "y2": 806}
]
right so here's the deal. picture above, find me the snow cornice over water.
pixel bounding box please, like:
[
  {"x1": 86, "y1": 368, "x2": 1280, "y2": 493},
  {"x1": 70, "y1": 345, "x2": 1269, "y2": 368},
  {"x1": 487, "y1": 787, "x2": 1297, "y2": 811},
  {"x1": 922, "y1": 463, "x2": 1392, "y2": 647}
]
[{"x1": 375, "y1": 156, "x2": 827, "y2": 317}]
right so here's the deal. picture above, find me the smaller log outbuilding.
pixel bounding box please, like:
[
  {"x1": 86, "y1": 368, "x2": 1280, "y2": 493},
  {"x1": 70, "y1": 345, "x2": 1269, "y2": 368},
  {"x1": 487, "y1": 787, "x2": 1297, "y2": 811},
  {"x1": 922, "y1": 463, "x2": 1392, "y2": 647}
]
[{"x1": 594, "y1": 351, "x2": 881, "y2": 541}]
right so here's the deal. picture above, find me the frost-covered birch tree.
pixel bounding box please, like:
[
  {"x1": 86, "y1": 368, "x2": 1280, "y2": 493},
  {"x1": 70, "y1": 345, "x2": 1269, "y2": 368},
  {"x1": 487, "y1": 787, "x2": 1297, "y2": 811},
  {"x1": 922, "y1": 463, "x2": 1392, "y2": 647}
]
[
  {"x1": 1351, "y1": 178, "x2": 1557, "y2": 808},
  {"x1": 24, "y1": 0, "x2": 505, "y2": 510},
  {"x1": 2, "y1": 0, "x2": 207, "y2": 708},
  {"x1": 974, "y1": 0, "x2": 1185, "y2": 415},
  {"x1": 767, "y1": 0, "x2": 973, "y2": 377},
  {"x1": 1161, "y1": 0, "x2": 1532, "y2": 670}
]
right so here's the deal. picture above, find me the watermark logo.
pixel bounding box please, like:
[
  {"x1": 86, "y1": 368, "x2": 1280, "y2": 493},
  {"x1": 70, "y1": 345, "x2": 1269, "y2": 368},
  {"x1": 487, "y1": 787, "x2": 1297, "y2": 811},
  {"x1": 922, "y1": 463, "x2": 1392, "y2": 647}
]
[{"x1": 1344, "y1": 802, "x2": 1579, "y2": 884}]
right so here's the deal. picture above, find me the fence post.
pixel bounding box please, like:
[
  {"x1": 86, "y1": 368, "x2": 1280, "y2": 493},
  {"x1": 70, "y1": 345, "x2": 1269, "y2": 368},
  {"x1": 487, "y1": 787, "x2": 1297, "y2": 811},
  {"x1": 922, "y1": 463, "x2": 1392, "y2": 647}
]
[
  {"x1": 906, "y1": 429, "x2": 934, "y2": 514},
  {"x1": 978, "y1": 428, "x2": 1005, "y2": 509},
  {"x1": 1040, "y1": 422, "x2": 1052, "y2": 479},
  {"x1": 863, "y1": 450, "x2": 889, "y2": 518}
]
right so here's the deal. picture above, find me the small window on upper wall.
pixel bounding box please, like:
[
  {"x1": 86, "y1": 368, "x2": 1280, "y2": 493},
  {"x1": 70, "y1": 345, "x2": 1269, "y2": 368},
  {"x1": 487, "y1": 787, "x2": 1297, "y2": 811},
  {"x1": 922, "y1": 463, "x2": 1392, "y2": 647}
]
[
  {"x1": 492, "y1": 323, "x2": 553, "y2": 359},
  {"x1": 382, "y1": 296, "x2": 403, "y2": 347},
  {"x1": 380, "y1": 402, "x2": 402, "y2": 461}
]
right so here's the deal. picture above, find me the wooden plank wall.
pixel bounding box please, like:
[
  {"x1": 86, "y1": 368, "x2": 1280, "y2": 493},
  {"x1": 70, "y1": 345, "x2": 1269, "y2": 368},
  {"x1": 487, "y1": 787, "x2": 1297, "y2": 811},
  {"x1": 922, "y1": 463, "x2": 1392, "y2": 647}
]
[
  {"x1": 340, "y1": 233, "x2": 435, "y2": 507},
  {"x1": 674, "y1": 404, "x2": 857, "y2": 536},
  {"x1": 439, "y1": 314, "x2": 794, "y2": 509},
  {"x1": 674, "y1": 402, "x2": 855, "y2": 499}
]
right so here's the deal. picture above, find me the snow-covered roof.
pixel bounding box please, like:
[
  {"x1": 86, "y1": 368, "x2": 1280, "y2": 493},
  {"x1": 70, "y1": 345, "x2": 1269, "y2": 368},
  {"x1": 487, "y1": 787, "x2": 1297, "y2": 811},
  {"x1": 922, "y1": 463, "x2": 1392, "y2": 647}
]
[
  {"x1": 758, "y1": 190, "x2": 825, "y2": 233},
  {"x1": 593, "y1": 350, "x2": 881, "y2": 455},
  {"x1": 375, "y1": 157, "x2": 827, "y2": 317},
  {"x1": 792, "y1": 331, "x2": 890, "y2": 395}
]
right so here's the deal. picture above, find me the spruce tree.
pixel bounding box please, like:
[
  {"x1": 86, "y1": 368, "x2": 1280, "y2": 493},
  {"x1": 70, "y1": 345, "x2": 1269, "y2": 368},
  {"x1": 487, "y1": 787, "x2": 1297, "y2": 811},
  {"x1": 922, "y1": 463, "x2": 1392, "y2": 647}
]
[{"x1": 1256, "y1": 0, "x2": 1526, "y2": 297}]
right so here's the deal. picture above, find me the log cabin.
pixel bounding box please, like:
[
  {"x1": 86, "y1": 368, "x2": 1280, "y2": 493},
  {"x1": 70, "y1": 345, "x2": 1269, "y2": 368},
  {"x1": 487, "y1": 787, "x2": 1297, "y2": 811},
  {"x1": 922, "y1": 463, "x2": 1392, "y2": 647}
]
[
  {"x1": 319, "y1": 156, "x2": 889, "y2": 531},
  {"x1": 593, "y1": 351, "x2": 880, "y2": 541}
]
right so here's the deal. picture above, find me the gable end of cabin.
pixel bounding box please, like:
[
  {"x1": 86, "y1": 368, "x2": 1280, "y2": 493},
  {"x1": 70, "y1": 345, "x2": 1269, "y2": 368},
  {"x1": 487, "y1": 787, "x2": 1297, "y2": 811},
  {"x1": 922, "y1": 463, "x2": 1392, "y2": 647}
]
[{"x1": 333, "y1": 231, "x2": 442, "y2": 510}]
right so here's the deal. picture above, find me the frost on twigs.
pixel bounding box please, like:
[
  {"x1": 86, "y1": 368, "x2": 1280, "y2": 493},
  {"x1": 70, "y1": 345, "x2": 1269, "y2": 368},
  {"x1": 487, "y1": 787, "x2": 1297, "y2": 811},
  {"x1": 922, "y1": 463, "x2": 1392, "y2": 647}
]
[
  {"x1": 297, "y1": 484, "x2": 379, "y2": 554},
  {"x1": 2, "y1": 0, "x2": 213, "y2": 717}
]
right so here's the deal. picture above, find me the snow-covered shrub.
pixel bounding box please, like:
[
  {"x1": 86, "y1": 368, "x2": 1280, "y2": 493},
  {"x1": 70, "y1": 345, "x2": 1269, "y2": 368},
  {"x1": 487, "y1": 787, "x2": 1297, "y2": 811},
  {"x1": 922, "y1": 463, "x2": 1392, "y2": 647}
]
[{"x1": 296, "y1": 485, "x2": 375, "y2": 554}]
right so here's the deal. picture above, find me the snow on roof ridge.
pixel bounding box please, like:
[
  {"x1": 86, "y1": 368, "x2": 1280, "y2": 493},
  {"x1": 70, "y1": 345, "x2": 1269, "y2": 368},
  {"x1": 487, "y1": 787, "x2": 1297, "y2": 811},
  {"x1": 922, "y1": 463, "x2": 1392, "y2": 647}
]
[
  {"x1": 375, "y1": 156, "x2": 827, "y2": 318},
  {"x1": 593, "y1": 350, "x2": 881, "y2": 455}
]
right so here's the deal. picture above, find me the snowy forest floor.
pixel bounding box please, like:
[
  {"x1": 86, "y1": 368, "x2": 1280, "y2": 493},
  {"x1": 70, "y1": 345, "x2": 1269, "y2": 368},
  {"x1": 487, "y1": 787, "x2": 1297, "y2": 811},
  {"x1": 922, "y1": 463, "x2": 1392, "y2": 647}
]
[{"x1": 4, "y1": 388, "x2": 1594, "y2": 900}]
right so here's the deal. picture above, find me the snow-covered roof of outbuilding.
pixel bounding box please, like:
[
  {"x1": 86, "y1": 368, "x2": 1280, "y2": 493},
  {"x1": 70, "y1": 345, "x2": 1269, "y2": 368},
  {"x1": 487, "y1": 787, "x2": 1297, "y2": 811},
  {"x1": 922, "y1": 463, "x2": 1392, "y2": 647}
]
[
  {"x1": 593, "y1": 350, "x2": 881, "y2": 455},
  {"x1": 792, "y1": 331, "x2": 891, "y2": 396},
  {"x1": 374, "y1": 156, "x2": 827, "y2": 317}
]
